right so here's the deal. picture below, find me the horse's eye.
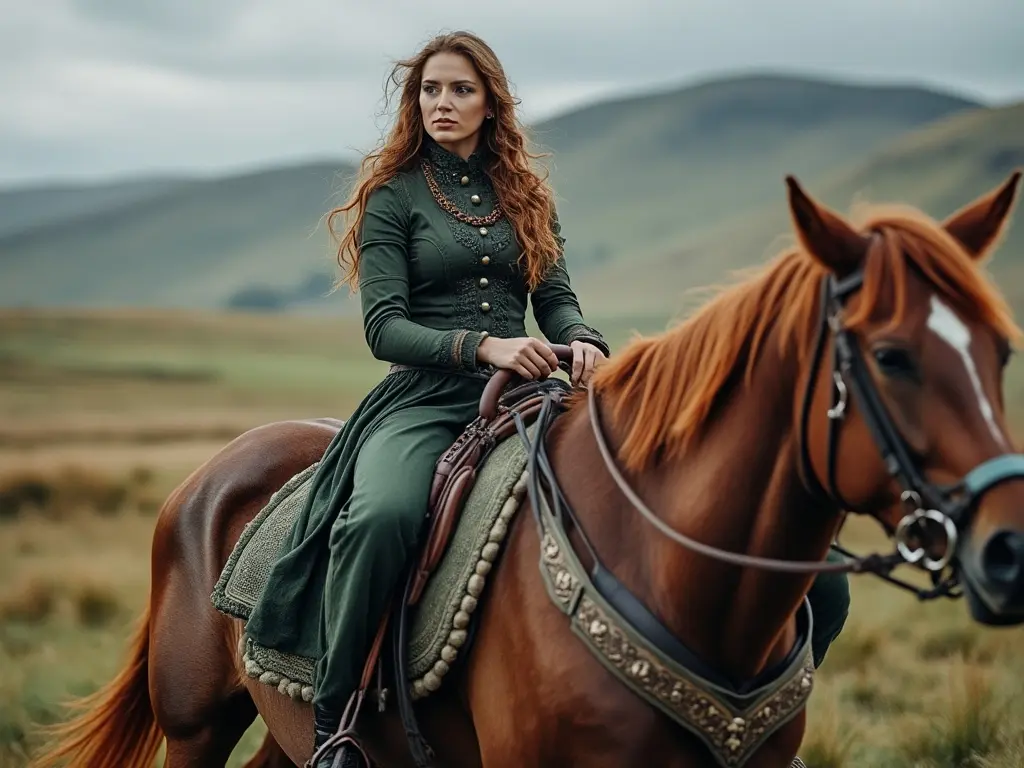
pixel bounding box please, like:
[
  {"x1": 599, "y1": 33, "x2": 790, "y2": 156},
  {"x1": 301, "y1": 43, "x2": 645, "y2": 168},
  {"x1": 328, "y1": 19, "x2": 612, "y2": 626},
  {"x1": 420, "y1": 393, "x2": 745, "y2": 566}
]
[
  {"x1": 874, "y1": 346, "x2": 919, "y2": 381},
  {"x1": 999, "y1": 342, "x2": 1014, "y2": 368}
]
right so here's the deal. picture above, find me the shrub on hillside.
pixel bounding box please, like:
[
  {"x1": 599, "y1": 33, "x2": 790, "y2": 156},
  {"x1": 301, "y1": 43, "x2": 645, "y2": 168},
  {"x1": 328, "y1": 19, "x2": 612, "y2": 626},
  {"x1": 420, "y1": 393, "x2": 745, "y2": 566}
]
[{"x1": 0, "y1": 465, "x2": 157, "y2": 520}]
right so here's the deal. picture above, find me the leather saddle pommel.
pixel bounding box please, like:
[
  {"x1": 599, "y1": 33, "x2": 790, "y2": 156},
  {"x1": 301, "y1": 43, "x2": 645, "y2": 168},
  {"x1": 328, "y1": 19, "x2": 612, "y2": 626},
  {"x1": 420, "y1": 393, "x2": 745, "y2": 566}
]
[{"x1": 478, "y1": 343, "x2": 573, "y2": 422}]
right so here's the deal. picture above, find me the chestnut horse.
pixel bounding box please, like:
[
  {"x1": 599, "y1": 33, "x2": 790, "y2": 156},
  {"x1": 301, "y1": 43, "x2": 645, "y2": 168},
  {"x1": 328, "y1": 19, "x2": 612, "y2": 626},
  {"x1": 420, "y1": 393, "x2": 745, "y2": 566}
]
[{"x1": 30, "y1": 172, "x2": 1024, "y2": 768}]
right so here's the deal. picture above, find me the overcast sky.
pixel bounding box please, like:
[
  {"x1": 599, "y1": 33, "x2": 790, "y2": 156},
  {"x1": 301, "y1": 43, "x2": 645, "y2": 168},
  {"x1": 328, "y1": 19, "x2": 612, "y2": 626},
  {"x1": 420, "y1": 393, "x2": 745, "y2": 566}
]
[{"x1": 2, "y1": 0, "x2": 1022, "y2": 186}]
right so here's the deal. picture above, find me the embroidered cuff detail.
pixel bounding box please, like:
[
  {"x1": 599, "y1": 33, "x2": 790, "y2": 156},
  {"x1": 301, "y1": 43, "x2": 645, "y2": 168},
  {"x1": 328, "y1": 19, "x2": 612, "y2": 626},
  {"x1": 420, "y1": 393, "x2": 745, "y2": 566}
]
[
  {"x1": 562, "y1": 324, "x2": 611, "y2": 357},
  {"x1": 461, "y1": 330, "x2": 489, "y2": 371},
  {"x1": 449, "y1": 329, "x2": 489, "y2": 371}
]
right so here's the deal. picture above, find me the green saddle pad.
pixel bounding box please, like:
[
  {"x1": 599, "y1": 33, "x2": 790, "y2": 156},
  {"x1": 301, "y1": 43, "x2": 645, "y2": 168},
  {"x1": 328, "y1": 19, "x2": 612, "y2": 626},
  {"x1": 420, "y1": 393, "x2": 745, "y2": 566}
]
[{"x1": 211, "y1": 423, "x2": 532, "y2": 703}]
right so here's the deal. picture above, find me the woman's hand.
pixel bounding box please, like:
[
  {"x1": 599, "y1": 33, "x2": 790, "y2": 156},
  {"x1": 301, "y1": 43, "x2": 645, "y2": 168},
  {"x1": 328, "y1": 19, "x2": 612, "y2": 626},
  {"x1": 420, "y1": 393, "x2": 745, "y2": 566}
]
[
  {"x1": 570, "y1": 340, "x2": 606, "y2": 388},
  {"x1": 477, "y1": 336, "x2": 561, "y2": 380}
]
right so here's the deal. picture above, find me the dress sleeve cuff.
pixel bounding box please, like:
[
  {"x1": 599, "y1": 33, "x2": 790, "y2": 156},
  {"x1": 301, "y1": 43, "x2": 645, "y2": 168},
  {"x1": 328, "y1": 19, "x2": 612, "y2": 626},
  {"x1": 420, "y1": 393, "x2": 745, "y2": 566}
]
[
  {"x1": 562, "y1": 324, "x2": 611, "y2": 357},
  {"x1": 449, "y1": 329, "x2": 490, "y2": 371}
]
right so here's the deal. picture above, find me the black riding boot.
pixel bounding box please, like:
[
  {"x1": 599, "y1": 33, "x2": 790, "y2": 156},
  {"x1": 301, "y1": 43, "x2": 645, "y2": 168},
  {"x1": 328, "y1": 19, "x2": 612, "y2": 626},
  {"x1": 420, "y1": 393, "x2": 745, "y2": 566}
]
[{"x1": 310, "y1": 705, "x2": 361, "y2": 768}]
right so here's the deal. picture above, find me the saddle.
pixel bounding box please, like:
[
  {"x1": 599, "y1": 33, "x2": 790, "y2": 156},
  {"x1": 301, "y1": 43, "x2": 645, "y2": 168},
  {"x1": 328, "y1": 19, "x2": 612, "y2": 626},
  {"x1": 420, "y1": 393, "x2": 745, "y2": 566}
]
[{"x1": 408, "y1": 355, "x2": 574, "y2": 605}]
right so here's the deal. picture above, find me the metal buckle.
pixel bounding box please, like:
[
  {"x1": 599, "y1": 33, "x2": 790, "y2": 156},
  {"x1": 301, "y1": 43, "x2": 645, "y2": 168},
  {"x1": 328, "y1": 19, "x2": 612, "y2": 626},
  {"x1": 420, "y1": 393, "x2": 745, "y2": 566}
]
[
  {"x1": 827, "y1": 371, "x2": 848, "y2": 421},
  {"x1": 895, "y1": 503, "x2": 959, "y2": 572}
]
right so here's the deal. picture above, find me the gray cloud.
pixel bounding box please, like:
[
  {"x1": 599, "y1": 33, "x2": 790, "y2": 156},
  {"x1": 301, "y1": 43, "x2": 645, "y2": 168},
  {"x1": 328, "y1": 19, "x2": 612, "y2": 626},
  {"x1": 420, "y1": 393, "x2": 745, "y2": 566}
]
[
  {"x1": 2, "y1": 0, "x2": 1022, "y2": 184},
  {"x1": 69, "y1": 0, "x2": 245, "y2": 38}
]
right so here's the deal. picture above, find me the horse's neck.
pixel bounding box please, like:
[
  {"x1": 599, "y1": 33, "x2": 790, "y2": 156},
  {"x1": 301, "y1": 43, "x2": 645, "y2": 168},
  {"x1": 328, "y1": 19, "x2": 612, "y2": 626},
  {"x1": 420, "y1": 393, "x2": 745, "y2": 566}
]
[{"x1": 557, "y1": 338, "x2": 841, "y2": 682}]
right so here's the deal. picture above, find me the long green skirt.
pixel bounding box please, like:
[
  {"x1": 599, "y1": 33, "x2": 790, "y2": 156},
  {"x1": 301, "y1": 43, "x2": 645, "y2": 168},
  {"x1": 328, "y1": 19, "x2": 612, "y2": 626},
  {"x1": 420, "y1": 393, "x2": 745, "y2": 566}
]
[{"x1": 244, "y1": 367, "x2": 489, "y2": 711}]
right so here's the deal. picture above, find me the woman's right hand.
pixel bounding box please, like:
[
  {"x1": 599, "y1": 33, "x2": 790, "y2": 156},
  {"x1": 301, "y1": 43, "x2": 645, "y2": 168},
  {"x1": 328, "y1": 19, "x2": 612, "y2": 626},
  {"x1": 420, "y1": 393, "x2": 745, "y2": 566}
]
[{"x1": 477, "y1": 336, "x2": 561, "y2": 380}]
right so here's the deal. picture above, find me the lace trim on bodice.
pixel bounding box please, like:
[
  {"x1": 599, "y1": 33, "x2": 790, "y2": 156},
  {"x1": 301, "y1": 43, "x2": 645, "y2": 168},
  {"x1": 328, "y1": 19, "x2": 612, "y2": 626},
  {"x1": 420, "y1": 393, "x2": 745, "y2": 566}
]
[{"x1": 421, "y1": 139, "x2": 514, "y2": 261}]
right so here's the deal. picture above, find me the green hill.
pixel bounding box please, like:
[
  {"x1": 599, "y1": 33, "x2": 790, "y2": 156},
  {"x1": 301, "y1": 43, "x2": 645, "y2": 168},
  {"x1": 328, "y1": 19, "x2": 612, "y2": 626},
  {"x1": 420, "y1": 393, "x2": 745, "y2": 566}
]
[
  {"x1": 577, "y1": 100, "x2": 1024, "y2": 321},
  {"x1": 536, "y1": 74, "x2": 979, "y2": 267},
  {"x1": 0, "y1": 176, "x2": 193, "y2": 238},
  {"x1": 819, "y1": 101, "x2": 1024, "y2": 309},
  {"x1": 0, "y1": 162, "x2": 357, "y2": 310},
  {"x1": 0, "y1": 74, "x2": 981, "y2": 312}
]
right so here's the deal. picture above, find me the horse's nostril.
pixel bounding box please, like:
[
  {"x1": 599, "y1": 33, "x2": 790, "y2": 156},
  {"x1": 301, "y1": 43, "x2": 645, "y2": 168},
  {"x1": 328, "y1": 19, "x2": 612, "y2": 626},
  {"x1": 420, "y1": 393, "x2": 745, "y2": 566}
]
[{"x1": 981, "y1": 530, "x2": 1024, "y2": 586}]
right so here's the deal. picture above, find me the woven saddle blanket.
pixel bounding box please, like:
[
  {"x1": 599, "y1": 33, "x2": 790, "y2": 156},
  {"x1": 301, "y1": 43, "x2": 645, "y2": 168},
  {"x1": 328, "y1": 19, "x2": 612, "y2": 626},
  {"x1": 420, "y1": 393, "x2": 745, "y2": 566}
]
[{"x1": 211, "y1": 424, "x2": 531, "y2": 703}]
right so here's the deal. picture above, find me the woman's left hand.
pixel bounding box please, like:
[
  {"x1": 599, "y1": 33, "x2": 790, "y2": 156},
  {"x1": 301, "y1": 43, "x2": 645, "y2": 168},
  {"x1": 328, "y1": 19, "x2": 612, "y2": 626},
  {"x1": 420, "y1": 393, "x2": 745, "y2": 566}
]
[{"x1": 569, "y1": 340, "x2": 606, "y2": 388}]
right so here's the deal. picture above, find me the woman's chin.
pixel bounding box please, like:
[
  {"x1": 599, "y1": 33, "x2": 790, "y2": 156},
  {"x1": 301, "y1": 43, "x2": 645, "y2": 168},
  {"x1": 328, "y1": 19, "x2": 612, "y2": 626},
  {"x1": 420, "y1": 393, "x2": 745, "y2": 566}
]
[{"x1": 429, "y1": 128, "x2": 460, "y2": 142}]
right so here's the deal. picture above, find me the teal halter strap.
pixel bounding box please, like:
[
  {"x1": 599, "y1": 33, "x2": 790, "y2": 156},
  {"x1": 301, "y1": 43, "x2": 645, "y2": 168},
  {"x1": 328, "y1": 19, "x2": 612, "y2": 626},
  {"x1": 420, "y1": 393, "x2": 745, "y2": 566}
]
[{"x1": 962, "y1": 454, "x2": 1024, "y2": 497}]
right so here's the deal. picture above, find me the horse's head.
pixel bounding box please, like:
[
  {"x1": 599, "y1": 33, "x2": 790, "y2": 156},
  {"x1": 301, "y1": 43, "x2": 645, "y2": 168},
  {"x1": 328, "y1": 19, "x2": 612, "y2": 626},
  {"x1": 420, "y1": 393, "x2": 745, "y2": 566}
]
[{"x1": 787, "y1": 170, "x2": 1024, "y2": 625}]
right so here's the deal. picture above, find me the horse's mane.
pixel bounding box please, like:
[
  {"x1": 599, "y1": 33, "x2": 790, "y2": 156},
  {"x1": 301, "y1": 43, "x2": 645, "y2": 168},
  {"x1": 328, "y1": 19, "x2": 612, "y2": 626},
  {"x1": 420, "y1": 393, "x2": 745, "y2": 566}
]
[{"x1": 587, "y1": 203, "x2": 1021, "y2": 473}]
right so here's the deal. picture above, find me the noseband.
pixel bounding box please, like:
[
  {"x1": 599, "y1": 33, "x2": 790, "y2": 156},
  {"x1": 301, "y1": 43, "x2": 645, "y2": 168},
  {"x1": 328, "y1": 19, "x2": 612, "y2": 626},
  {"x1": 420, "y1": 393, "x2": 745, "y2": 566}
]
[{"x1": 583, "y1": 269, "x2": 1024, "y2": 601}]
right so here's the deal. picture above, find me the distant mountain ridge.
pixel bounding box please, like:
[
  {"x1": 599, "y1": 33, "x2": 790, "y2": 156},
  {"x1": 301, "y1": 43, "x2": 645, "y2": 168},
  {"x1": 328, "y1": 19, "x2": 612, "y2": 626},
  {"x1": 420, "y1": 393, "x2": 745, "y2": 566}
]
[
  {"x1": 0, "y1": 177, "x2": 194, "y2": 238},
  {"x1": 533, "y1": 73, "x2": 981, "y2": 268},
  {"x1": 0, "y1": 72, "x2": 993, "y2": 314},
  {"x1": 572, "y1": 100, "x2": 1024, "y2": 320},
  {"x1": 0, "y1": 161, "x2": 358, "y2": 310}
]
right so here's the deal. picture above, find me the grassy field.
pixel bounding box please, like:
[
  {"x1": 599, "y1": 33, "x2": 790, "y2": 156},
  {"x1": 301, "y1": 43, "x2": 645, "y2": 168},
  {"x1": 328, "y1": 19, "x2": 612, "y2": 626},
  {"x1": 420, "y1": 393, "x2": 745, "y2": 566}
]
[{"x1": 1, "y1": 309, "x2": 1023, "y2": 768}]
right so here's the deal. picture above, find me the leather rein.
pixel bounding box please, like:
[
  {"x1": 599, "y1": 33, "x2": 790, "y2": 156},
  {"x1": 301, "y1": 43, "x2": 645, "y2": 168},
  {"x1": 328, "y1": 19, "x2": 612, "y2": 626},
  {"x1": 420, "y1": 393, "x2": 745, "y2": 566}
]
[{"x1": 522, "y1": 269, "x2": 1024, "y2": 601}]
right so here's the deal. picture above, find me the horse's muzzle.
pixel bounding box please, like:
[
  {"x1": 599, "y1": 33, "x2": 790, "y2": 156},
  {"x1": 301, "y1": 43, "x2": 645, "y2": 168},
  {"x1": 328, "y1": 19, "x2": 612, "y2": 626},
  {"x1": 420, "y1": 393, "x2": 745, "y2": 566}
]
[{"x1": 961, "y1": 528, "x2": 1024, "y2": 626}]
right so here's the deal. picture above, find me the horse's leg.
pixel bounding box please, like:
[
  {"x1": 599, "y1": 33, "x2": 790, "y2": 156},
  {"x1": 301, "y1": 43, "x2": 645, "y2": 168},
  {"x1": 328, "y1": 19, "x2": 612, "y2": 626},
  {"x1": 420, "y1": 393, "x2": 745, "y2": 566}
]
[
  {"x1": 149, "y1": 421, "x2": 345, "y2": 767},
  {"x1": 148, "y1": 485, "x2": 268, "y2": 767},
  {"x1": 242, "y1": 733, "x2": 298, "y2": 768},
  {"x1": 159, "y1": 692, "x2": 258, "y2": 768}
]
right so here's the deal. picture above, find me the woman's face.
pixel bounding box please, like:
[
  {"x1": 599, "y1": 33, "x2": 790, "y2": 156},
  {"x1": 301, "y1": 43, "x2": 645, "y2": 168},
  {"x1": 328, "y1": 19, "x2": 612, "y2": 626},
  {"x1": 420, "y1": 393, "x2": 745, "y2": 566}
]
[{"x1": 419, "y1": 52, "x2": 490, "y2": 159}]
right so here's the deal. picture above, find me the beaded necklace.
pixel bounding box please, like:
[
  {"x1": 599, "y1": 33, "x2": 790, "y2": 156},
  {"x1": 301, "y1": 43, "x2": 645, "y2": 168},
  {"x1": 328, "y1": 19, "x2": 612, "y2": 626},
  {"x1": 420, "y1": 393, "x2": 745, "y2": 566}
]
[{"x1": 420, "y1": 159, "x2": 505, "y2": 227}]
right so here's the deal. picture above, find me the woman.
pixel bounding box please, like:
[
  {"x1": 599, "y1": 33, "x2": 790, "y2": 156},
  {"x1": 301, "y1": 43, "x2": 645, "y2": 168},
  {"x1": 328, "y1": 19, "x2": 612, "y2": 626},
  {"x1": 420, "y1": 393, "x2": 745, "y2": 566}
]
[{"x1": 242, "y1": 31, "x2": 611, "y2": 768}]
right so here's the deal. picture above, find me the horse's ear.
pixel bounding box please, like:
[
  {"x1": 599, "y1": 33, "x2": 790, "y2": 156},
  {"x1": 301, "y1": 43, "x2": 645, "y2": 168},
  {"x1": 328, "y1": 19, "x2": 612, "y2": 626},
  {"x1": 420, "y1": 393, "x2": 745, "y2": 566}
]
[
  {"x1": 942, "y1": 170, "x2": 1022, "y2": 261},
  {"x1": 785, "y1": 175, "x2": 869, "y2": 276}
]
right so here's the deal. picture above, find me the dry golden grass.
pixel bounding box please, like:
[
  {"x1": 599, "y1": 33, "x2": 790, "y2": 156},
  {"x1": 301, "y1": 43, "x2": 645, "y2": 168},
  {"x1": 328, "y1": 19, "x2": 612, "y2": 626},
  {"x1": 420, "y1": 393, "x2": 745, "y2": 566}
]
[
  {"x1": 0, "y1": 465, "x2": 147, "y2": 520},
  {"x1": 1, "y1": 309, "x2": 1022, "y2": 767}
]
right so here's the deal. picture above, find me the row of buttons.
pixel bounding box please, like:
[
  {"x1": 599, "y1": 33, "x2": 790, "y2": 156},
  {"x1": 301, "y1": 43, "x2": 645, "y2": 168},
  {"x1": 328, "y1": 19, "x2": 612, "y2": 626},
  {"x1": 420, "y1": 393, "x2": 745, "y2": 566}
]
[
  {"x1": 460, "y1": 175, "x2": 492, "y2": 313},
  {"x1": 479, "y1": 224, "x2": 490, "y2": 312}
]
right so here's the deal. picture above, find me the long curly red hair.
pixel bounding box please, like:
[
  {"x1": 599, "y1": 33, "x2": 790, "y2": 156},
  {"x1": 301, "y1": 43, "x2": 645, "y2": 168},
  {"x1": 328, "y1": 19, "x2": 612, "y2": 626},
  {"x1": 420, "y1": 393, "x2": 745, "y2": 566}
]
[{"x1": 328, "y1": 31, "x2": 561, "y2": 292}]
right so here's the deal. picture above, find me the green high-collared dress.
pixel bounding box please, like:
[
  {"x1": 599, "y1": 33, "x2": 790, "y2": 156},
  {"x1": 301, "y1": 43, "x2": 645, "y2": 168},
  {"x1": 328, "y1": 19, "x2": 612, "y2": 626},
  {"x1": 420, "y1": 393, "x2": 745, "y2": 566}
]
[{"x1": 243, "y1": 137, "x2": 611, "y2": 713}]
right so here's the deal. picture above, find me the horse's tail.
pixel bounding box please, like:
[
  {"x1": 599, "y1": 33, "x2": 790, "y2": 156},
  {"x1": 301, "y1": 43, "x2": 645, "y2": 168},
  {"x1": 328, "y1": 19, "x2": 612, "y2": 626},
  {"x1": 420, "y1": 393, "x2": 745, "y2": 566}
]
[{"x1": 29, "y1": 599, "x2": 163, "y2": 768}]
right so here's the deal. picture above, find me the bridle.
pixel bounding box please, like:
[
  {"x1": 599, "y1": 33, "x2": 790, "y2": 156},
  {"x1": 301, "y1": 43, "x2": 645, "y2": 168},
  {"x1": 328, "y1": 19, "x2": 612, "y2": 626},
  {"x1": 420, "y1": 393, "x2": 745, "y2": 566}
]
[{"x1": 584, "y1": 268, "x2": 1024, "y2": 601}]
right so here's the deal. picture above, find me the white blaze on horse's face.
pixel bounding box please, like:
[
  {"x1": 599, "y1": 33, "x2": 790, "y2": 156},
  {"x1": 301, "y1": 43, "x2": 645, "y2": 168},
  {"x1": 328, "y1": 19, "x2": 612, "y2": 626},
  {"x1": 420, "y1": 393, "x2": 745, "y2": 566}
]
[{"x1": 926, "y1": 294, "x2": 1010, "y2": 450}]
